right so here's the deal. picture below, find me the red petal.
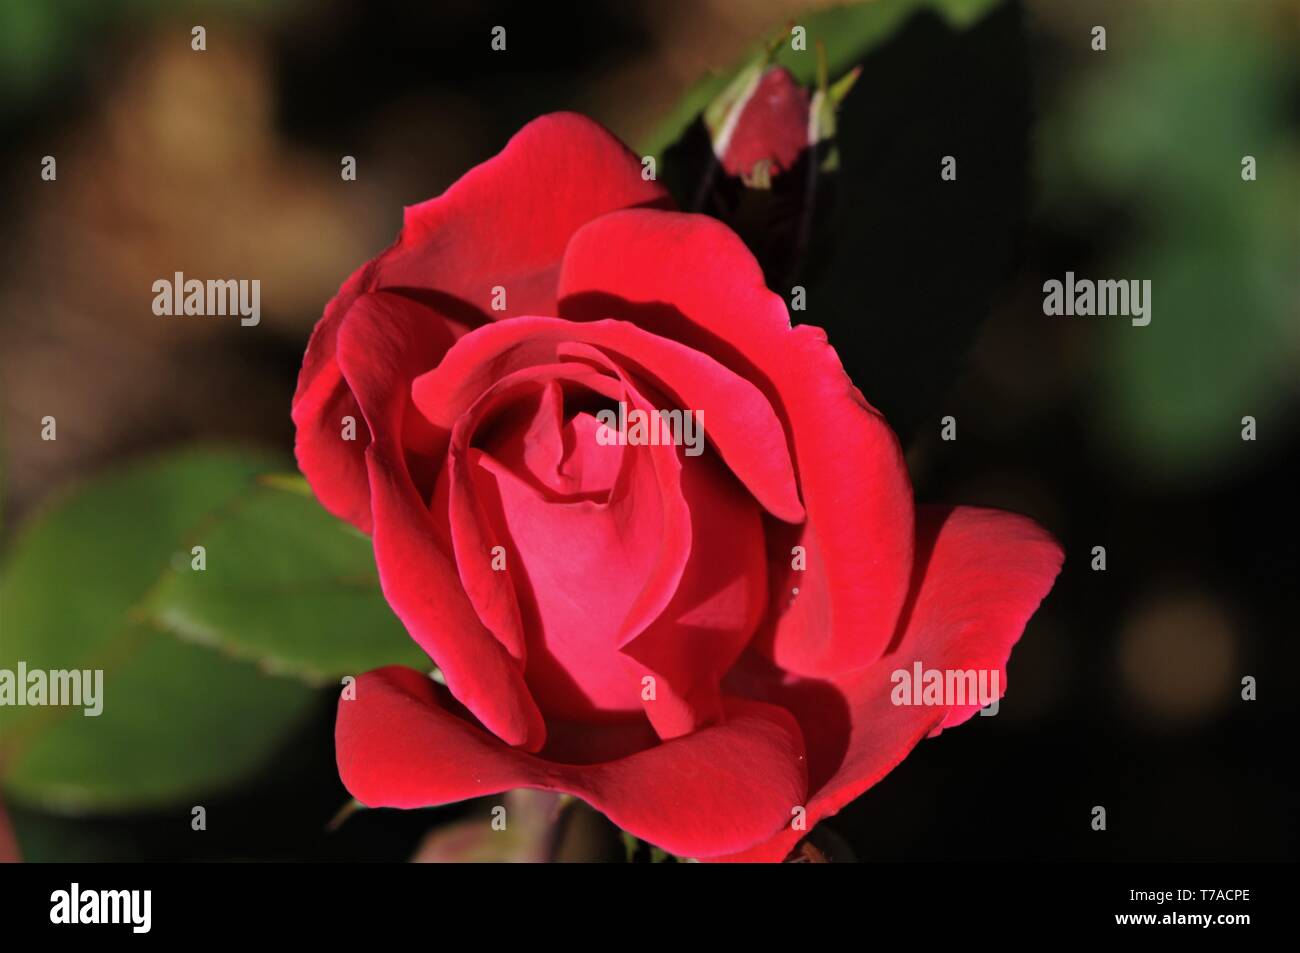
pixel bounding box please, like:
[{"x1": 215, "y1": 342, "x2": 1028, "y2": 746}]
[
  {"x1": 900, "y1": 505, "x2": 1065, "y2": 733},
  {"x1": 411, "y1": 315, "x2": 804, "y2": 523},
  {"x1": 291, "y1": 262, "x2": 376, "y2": 532},
  {"x1": 718, "y1": 505, "x2": 1063, "y2": 861},
  {"x1": 337, "y1": 666, "x2": 808, "y2": 859},
  {"x1": 440, "y1": 360, "x2": 672, "y2": 715},
  {"x1": 292, "y1": 113, "x2": 668, "y2": 530},
  {"x1": 623, "y1": 445, "x2": 768, "y2": 739},
  {"x1": 558, "y1": 209, "x2": 914, "y2": 675},
  {"x1": 335, "y1": 292, "x2": 546, "y2": 751},
  {"x1": 443, "y1": 362, "x2": 625, "y2": 662},
  {"x1": 557, "y1": 345, "x2": 767, "y2": 740},
  {"x1": 395, "y1": 113, "x2": 669, "y2": 320},
  {"x1": 458, "y1": 362, "x2": 691, "y2": 724},
  {"x1": 480, "y1": 379, "x2": 623, "y2": 499}
]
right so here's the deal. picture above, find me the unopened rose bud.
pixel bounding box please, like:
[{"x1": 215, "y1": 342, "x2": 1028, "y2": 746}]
[{"x1": 709, "y1": 66, "x2": 811, "y2": 185}]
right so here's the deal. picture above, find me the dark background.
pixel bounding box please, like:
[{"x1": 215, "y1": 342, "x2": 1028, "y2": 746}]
[{"x1": 1, "y1": 0, "x2": 1297, "y2": 861}]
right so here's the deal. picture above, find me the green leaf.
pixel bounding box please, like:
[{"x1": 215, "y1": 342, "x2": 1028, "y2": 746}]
[
  {"x1": 146, "y1": 473, "x2": 432, "y2": 684},
  {"x1": 0, "y1": 448, "x2": 317, "y2": 813}
]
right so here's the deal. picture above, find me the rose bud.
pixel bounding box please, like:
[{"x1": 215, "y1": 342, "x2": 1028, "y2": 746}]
[
  {"x1": 709, "y1": 65, "x2": 811, "y2": 187},
  {"x1": 693, "y1": 55, "x2": 860, "y2": 285}
]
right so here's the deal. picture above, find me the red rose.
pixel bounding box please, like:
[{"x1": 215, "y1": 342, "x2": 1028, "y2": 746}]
[{"x1": 292, "y1": 113, "x2": 1062, "y2": 861}]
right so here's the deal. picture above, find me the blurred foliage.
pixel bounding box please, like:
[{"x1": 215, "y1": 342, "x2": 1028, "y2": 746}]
[
  {"x1": 1039, "y1": 6, "x2": 1299, "y2": 482},
  {"x1": 0, "y1": 0, "x2": 293, "y2": 115},
  {"x1": 0, "y1": 444, "x2": 430, "y2": 810},
  {"x1": 0, "y1": 450, "x2": 316, "y2": 811},
  {"x1": 0, "y1": 443, "x2": 425, "y2": 813}
]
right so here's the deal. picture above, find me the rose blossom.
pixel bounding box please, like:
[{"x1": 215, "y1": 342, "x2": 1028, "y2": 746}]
[{"x1": 292, "y1": 113, "x2": 1062, "y2": 861}]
